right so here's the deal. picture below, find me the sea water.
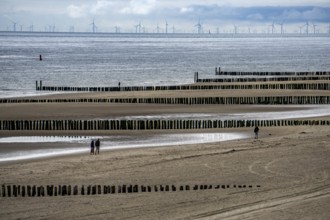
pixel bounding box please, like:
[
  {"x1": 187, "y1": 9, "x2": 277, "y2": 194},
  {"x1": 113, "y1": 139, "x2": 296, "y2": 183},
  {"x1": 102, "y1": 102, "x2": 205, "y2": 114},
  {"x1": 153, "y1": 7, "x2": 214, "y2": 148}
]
[
  {"x1": 1, "y1": 32, "x2": 330, "y2": 98},
  {"x1": 1, "y1": 33, "x2": 330, "y2": 162}
]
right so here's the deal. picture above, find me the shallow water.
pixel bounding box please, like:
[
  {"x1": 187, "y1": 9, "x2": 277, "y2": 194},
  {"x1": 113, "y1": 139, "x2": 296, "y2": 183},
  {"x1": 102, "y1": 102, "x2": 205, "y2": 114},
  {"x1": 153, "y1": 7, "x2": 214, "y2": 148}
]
[
  {"x1": 104, "y1": 105, "x2": 330, "y2": 121},
  {"x1": 0, "y1": 133, "x2": 248, "y2": 162},
  {"x1": 1, "y1": 104, "x2": 330, "y2": 163}
]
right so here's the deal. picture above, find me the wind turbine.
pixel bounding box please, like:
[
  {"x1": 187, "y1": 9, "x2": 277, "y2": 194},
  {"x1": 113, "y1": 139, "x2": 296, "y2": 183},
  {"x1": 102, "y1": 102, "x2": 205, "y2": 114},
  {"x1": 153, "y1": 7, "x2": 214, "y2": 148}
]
[
  {"x1": 278, "y1": 21, "x2": 284, "y2": 34},
  {"x1": 165, "y1": 20, "x2": 168, "y2": 34},
  {"x1": 3, "y1": 15, "x2": 18, "y2": 32},
  {"x1": 114, "y1": 26, "x2": 120, "y2": 33},
  {"x1": 11, "y1": 20, "x2": 17, "y2": 32},
  {"x1": 69, "y1": 25, "x2": 75, "y2": 32},
  {"x1": 269, "y1": 20, "x2": 276, "y2": 34},
  {"x1": 312, "y1": 23, "x2": 317, "y2": 34},
  {"x1": 29, "y1": 24, "x2": 34, "y2": 32},
  {"x1": 194, "y1": 18, "x2": 202, "y2": 34},
  {"x1": 134, "y1": 21, "x2": 141, "y2": 33},
  {"x1": 172, "y1": 24, "x2": 175, "y2": 33},
  {"x1": 90, "y1": 18, "x2": 97, "y2": 33},
  {"x1": 47, "y1": 24, "x2": 54, "y2": 32},
  {"x1": 303, "y1": 21, "x2": 311, "y2": 34},
  {"x1": 156, "y1": 23, "x2": 160, "y2": 33},
  {"x1": 233, "y1": 24, "x2": 238, "y2": 34}
]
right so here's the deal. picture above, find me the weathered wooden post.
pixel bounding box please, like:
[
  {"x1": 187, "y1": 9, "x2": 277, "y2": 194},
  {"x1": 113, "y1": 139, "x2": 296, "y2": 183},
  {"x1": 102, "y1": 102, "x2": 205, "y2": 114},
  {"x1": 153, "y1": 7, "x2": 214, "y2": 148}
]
[
  {"x1": 46, "y1": 185, "x2": 52, "y2": 196},
  {"x1": 67, "y1": 185, "x2": 71, "y2": 196},
  {"x1": 32, "y1": 185, "x2": 36, "y2": 197},
  {"x1": 12, "y1": 185, "x2": 18, "y2": 197},
  {"x1": 27, "y1": 185, "x2": 31, "y2": 197},
  {"x1": 103, "y1": 186, "x2": 108, "y2": 194},
  {"x1": 37, "y1": 186, "x2": 41, "y2": 196},
  {"x1": 54, "y1": 186, "x2": 58, "y2": 196},
  {"x1": 73, "y1": 185, "x2": 78, "y2": 195},
  {"x1": 194, "y1": 72, "x2": 199, "y2": 82},
  {"x1": 133, "y1": 185, "x2": 138, "y2": 193},
  {"x1": 22, "y1": 185, "x2": 26, "y2": 197},
  {"x1": 92, "y1": 185, "x2": 97, "y2": 195},
  {"x1": 111, "y1": 186, "x2": 116, "y2": 194},
  {"x1": 81, "y1": 185, "x2": 85, "y2": 195},
  {"x1": 1, "y1": 185, "x2": 6, "y2": 197}
]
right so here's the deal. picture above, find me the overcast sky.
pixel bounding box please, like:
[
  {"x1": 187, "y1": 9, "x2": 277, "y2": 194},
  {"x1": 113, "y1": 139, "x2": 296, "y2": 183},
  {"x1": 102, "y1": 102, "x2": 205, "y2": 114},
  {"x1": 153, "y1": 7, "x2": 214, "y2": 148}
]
[{"x1": 1, "y1": 0, "x2": 330, "y2": 33}]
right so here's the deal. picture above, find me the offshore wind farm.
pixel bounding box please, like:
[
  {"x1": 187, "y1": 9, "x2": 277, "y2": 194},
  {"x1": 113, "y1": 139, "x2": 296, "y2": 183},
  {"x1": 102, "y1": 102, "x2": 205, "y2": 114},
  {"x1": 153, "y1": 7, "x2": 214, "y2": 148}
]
[{"x1": 1, "y1": 17, "x2": 330, "y2": 35}]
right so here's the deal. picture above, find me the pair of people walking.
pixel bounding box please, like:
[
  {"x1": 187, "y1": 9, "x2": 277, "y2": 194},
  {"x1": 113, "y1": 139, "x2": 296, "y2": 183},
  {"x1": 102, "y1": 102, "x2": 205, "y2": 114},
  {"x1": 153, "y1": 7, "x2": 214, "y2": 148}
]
[{"x1": 90, "y1": 138, "x2": 101, "y2": 155}]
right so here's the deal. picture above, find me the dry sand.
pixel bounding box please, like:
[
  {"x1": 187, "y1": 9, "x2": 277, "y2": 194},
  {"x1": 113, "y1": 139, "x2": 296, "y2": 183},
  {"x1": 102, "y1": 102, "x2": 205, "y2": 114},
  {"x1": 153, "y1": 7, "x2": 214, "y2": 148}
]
[{"x1": 0, "y1": 90, "x2": 330, "y2": 219}]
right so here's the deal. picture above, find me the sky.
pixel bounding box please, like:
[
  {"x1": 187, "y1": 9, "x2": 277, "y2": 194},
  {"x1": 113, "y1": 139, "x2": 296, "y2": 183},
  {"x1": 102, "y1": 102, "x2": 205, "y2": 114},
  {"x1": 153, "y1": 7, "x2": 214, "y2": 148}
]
[{"x1": 1, "y1": 0, "x2": 330, "y2": 33}]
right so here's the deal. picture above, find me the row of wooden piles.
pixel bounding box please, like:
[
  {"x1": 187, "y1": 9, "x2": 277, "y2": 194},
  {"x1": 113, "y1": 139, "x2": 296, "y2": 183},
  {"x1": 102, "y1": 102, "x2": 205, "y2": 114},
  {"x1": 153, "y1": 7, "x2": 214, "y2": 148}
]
[
  {"x1": 0, "y1": 184, "x2": 261, "y2": 197},
  {"x1": 0, "y1": 119, "x2": 329, "y2": 131},
  {"x1": 1, "y1": 69, "x2": 329, "y2": 131},
  {"x1": 1, "y1": 96, "x2": 330, "y2": 104},
  {"x1": 36, "y1": 70, "x2": 330, "y2": 92}
]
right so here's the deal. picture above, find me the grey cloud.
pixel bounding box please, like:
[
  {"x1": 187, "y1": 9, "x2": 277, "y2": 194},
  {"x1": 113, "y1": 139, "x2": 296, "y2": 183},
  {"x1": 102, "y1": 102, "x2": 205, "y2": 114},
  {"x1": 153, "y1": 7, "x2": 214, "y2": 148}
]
[{"x1": 160, "y1": 5, "x2": 330, "y2": 23}]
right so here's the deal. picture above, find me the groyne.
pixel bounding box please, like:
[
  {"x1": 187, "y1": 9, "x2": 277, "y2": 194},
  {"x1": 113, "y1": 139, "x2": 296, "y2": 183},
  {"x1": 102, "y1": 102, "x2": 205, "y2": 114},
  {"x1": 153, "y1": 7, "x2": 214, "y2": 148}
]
[
  {"x1": 0, "y1": 119, "x2": 329, "y2": 131},
  {"x1": 196, "y1": 76, "x2": 330, "y2": 83},
  {"x1": 35, "y1": 81, "x2": 330, "y2": 92},
  {"x1": 1, "y1": 96, "x2": 330, "y2": 105},
  {"x1": 0, "y1": 183, "x2": 261, "y2": 197},
  {"x1": 214, "y1": 68, "x2": 330, "y2": 76}
]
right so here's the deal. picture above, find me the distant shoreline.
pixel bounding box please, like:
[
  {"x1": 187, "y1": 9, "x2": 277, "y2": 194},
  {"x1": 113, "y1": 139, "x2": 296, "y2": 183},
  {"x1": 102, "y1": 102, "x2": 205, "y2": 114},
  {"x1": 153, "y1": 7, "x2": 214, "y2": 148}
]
[{"x1": 1, "y1": 31, "x2": 330, "y2": 37}]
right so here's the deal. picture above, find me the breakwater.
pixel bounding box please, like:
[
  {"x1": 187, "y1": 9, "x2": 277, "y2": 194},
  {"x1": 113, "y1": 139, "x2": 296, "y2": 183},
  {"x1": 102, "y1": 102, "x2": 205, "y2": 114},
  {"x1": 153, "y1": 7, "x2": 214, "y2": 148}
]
[
  {"x1": 1, "y1": 119, "x2": 329, "y2": 131},
  {"x1": 214, "y1": 69, "x2": 330, "y2": 76},
  {"x1": 1, "y1": 96, "x2": 330, "y2": 105},
  {"x1": 0, "y1": 183, "x2": 260, "y2": 197},
  {"x1": 36, "y1": 83, "x2": 330, "y2": 91},
  {"x1": 197, "y1": 76, "x2": 330, "y2": 83},
  {"x1": 35, "y1": 80, "x2": 330, "y2": 92}
]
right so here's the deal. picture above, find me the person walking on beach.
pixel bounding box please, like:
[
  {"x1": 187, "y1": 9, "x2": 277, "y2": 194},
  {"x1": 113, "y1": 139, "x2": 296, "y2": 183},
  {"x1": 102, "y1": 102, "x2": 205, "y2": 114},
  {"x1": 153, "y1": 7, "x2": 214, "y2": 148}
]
[
  {"x1": 254, "y1": 126, "x2": 259, "y2": 139},
  {"x1": 95, "y1": 138, "x2": 100, "y2": 155},
  {"x1": 90, "y1": 139, "x2": 95, "y2": 155}
]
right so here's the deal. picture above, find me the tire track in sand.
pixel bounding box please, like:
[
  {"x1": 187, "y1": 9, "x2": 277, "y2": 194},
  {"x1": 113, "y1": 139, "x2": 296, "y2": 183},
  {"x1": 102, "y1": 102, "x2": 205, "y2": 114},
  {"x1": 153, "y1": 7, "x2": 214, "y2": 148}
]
[{"x1": 190, "y1": 183, "x2": 330, "y2": 220}]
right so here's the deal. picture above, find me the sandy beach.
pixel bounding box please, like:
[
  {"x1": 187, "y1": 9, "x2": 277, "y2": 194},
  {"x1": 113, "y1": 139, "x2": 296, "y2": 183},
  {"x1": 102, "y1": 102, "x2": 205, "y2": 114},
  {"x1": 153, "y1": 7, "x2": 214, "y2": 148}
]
[{"x1": 0, "y1": 89, "x2": 330, "y2": 219}]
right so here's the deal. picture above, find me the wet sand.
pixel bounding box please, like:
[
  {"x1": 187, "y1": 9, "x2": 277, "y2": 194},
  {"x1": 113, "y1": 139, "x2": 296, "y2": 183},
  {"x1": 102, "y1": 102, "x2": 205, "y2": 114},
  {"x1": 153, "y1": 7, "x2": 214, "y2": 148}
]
[{"x1": 0, "y1": 90, "x2": 330, "y2": 219}]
